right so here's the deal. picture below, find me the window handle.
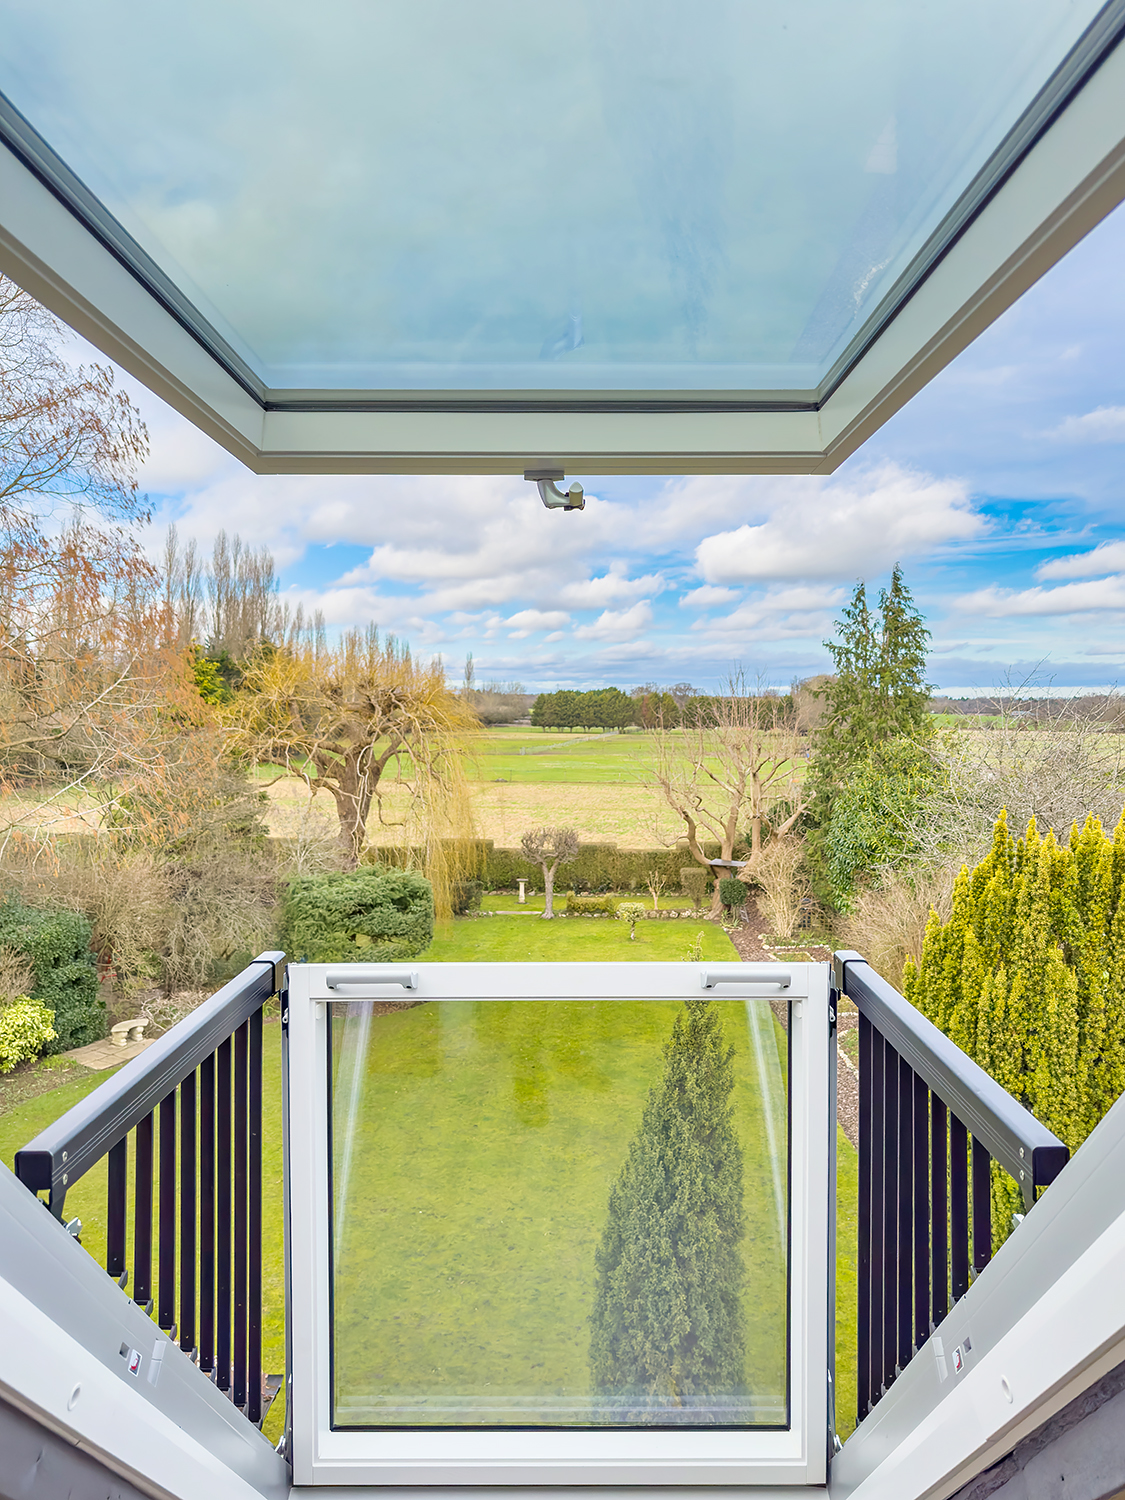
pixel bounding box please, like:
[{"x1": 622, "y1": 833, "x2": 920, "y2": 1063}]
[
  {"x1": 325, "y1": 968, "x2": 419, "y2": 991},
  {"x1": 701, "y1": 967, "x2": 791, "y2": 990}
]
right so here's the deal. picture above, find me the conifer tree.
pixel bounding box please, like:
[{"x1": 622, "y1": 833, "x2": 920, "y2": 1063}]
[{"x1": 589, "y1": 1000, "x2": 746, "y2": 1423}]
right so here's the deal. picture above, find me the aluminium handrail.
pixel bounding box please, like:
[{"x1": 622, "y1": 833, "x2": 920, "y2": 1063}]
[
  {"x1": 833, "y1": 951, "x2": 1069, "y2": 1208},
  {"x1": 14, "y1": 951, "x2": 285, "y2": 1214}
]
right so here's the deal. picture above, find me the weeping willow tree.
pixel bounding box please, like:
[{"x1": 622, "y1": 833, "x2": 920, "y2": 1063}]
[{"x1": 225, "y1": 625, "x2": 479, "y2": 913}]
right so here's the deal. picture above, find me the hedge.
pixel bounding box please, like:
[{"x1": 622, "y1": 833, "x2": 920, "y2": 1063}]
[
  {"x1": 281, "y1": 867, "x2": 435, "y2": 964},
  {"x1": 564, "y1": 894, "x2": 620, "y2": 916},
  {"x1": 0, "y1": 997, "x2": 57, "y2": 1072},
  {"x1": 373, "y1": 839, "x2": 729, "y2": 894},
  {"x1": 0, "y1": 900, "x2": 101, "y2": 1052}
]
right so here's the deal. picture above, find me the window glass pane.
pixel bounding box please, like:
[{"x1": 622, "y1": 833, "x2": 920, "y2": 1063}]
[
  {"x1": 0, "y1": 0, "x2": 1106, "y2": 391},
  {"x1": 329, "y1": 996, "x2": 789, "y2": 1427}
]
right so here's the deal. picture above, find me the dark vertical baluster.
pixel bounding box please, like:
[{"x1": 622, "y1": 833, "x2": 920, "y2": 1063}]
[
  {"x1": 897, "y1": 1058, "x2": 913, "y2": 1374},
  {"x1": 180, "y1": 1071, "x2": 196, "y2": 1354},
  {"x1": 857, "y1": 1012, "x2": 873, "y2": 1419},
  {"x1": 869, "y1": 1028, "x2": 887, "y2": 1408},
  {"x1": 107, "y1": 1138, "x2": 127, "y2": 1284},
  {"x1": 950, "y1": 1114, "x2": 969, "y2": 1302},
  {"x1": 971, "y1": 1137, "x2": 993, "y2": 1275},
  {"x1": 216, "y1": 1037, "x2": 233, "y2": 1390},
  {"x1": 200, "y1": 1052, "x2": 216, "y2": 1373},
  {"x1": 158, "y1": 1090, "x2": 177, "y2": 1332},
  {"x1": 931, "y1": 1098, "x2": 948, "y2": 1326},
  {"x1": 912, "y1": 1072, "x2": 929, "y2": 1352},
  {"x1": 134, "y1": 1113, "x2": 154, "y2": 1310},
  {"x1": 881, "y1": 1039, "x2": 899, "y2": 1393},
  {"x1": 234, "y1": 1019, "x2": 249, "y2": 1409},
  {"x1": 248, "y1": 1008, "x2": 263, "y2": 1424}
]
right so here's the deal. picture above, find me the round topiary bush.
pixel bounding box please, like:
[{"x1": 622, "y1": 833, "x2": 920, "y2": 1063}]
[
  {"x1": 718, "y1": 877, "x2": 746, "y2": 913},
  {"x1": 281, "y1": 866, "x2": 435, "y2": 963}
]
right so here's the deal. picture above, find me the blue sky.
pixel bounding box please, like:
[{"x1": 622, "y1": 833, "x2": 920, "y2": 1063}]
[{"x1": 110, "y1": 200, "x2": 1125, "y2": 696}]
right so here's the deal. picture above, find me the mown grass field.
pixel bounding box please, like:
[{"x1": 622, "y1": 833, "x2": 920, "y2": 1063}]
[{"x1": 0, "y1": 916, "x2": 861, "y2": 1441}]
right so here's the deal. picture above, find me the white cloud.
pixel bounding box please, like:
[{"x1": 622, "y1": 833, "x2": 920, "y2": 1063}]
[
  {"x1": 557, "y1": 568, "x2": 666, "y2": 609},
  {"x1": 1037, "y1": 540, "x2": 1125, "y2": 580},
  {"x1": 679, "y1": 585, "x2": 739, "y2": 610},
  {"x1": 504, "y1": 608, "x2": 571, "y2": 638},
  {"x1": 574, "y1": 602, "x2": 654, "y2": 641},
  {"x1": 693, "y1": 463, "x2": 983, "y2": 583},
  {"x1": 1048, "y1": 406, "x2": 1125, "y2": 443},
  {"x1": 955, "y1": 576, "x2": 1125, "y2": 617}
]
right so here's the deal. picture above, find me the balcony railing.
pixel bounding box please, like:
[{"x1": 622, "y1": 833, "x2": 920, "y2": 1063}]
[
  {"x1": 13, "y1": 951, "x2": 285, "y2": 1425},
  {"x1": 833, "y1": 951, "x2": 1070, "y2": 1420},
  {"x1": 9, "y1": 947, "x2": 1072, "y2": 1478}
]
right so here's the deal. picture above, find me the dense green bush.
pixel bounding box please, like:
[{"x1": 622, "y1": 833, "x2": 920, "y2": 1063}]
[
  {"x1": 680, "y1": 868, "x2": 710, "y2": 910},
  {"x1": 0, "y1": 901, "x2": 101, "y2": 1051},
  {"x1": 564, "y1": 894, "x2": 619, "y2": 916},
  {"x1": 822, "y1": 738, "x2": 941, "y2": 911},
  {"x1": 0, "y1": 997, "x2": 57, "y2": 1072},
  {"x1": 451, "y1": 879, "x2": 484, "y2": 915},
  {"x1": 281, "y1": 867, "x2": 434, "y2": 963},
  {"x1": 718, "y1": 877, "x2": 746, "y2": 912}
]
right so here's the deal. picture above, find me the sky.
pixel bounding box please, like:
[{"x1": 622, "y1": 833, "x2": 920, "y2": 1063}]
[{"x1": 83, "y1": 198, "x2": 1125, "y2": 697}]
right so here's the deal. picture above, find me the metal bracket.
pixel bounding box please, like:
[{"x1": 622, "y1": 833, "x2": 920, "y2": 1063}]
[{"x1": 524, "y1": 470, "x2": 584, "y2": 510}]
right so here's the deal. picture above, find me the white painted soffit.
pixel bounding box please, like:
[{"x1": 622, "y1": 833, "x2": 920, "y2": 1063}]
[{"x1": 0, "y1": 5, "x2": 1124, "y2": 476}]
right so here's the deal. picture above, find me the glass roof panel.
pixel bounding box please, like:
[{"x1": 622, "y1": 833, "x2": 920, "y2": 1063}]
[{"x1": 0, "y1": 0, "x2": 1108, "y2": 394}]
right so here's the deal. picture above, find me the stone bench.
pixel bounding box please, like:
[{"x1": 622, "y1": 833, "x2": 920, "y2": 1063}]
[{"x1": 110, "y1": 1018, "x2": 148, "y2": 1047}]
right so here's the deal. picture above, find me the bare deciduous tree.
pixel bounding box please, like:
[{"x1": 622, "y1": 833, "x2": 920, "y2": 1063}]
[
  {"x1": 652, "y1": 675, "x2": 809, "y2": 915},
  {"x1": 519, "y1": 826, "x2": 579, "y2": 919},
  {"x1": 644, "y1": 868, "x2": 666, "y2": 909}
]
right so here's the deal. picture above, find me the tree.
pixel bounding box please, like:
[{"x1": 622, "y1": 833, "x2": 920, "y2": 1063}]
[
  {"x1": 226, "y1": 625, "x2": 478, "y2": 892},
  {"x1": 653, "y1": 676, "x2": 808, "y2": 915},
  {"x1": 589, "y1": 999, "x2": 746, "y2": 1422},
  {"x1": 519, "y1": 826, "x2": 579, "y2": 918},
  {"x1": 814, "y1": 565, "x2": 932, "y2": 791}
]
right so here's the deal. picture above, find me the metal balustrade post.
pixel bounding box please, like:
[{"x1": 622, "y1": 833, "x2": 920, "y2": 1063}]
[
  {"x1": 950, "y1": 1114, "x2": 970, "y2": 1302},
  {"x1": 881, "y1": 1039, "x2": 899, "y2": 1392},
  {"x1": 234, "y1": 1019, "x2": 249, "y2": 1410},
  {"x1": 931, "y1": 1097, "x2": 948, "y2": 1326},
  {"x1": 248, "y1": 1008, "x2": 263, "y2": 1424},
  {"x1": 897, "y1": 1057, "x2": 913, "y2": 1373},
  {"x1": 180, "y1": 1071, "x2": 196, "y2": 1355},
  {"x1": 912, "y1": 1072, "x2": 929, "y2": 1352},
  {"x1": 972, "y1": 1136, "x2": 993, "y2": 1274},
  {"x1": 216, "y1": 1037, "x2": 232, "y2": 1391},
  {"x1": 107, "y1": 1138, "x2": 127, "y2": 1285},
  {"x1": 200, "y1": 1051, "x2": 216, "y2": 1374},
  {"x1": 869, "y1": 1028, "x2": 886, "y2": 1408},
  {"x1": 158, "y1": 1089, "x2": 177, "y2": 1333},
  {"x1": 857, "y1": 1012, "x2": 873, "y2": 1418},
  {"x1": 134, "y1": 1112, "x2": 154, "y2": 1310}
]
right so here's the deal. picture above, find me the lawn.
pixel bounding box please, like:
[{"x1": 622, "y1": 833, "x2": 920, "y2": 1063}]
[
  {"x1": 331, "y1": 994, "x2": 789, "y2": 1425},
  {"x1": 0, "y1": 914, "x2": 861, "y2": 1441}
]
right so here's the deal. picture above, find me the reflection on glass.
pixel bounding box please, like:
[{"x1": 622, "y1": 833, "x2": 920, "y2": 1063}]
[
  {"x1": 329, "y1": 996, "x2": 788, "y2": 1427},
  {"x1": 0, "y1": 1, "x2": 1103, "y2": 389}
]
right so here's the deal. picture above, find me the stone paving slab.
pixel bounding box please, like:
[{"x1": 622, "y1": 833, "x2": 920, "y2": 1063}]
[{"x1": 63, "y1": 1037, "x2": 155, "y2": 1071}]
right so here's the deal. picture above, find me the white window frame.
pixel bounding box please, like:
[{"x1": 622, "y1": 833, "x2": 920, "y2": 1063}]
[{"x1": 285, "y1": 960, "x2": 831, "y2": 1487}]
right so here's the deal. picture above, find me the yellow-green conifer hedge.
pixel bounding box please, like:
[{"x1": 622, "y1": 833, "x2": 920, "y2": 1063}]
[{"x1": 903, "y1": 808, "x2": 1125, "y2": 1242}]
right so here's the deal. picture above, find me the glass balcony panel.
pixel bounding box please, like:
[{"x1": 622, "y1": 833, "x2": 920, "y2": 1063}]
[
  {"x1": 0, "y1": 0, "x2": 1105, "y2": 393},
  {"x1": 328, "y1": 995, "x2": 789, "y2": 1428}
]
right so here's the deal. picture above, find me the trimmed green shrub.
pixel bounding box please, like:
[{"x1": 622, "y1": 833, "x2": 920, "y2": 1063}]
[
  {"x1": 281, "y1": 867, "x2": 435, "y2": 963},
  {"x1": 680, "y1": 867, "x2": 710, "y2": 910},
  {"x1": 615, "y1": 901, "x2": 646, "y2": 939},
  {"x1": 0, "y1": 901, "x2": 101, "y2": 1052},
  {"x1": 451, "y1": 879, "x2": 484, "y2": 915},
  {"x1": 0, "y1": 997, "x2": 57, "y2": 1072},
  {"x1": 718, "y1": 877, "x2": 746, "y2": 912},
  {"x1": 822, "y1": 738, "x2": 941, "y2": 911},
  {"x1": 565, "y1": 894, "x2": 619, "y2": 916}
]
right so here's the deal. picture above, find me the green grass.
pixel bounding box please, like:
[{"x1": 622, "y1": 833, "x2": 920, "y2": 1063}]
[
  {"x1": 481, "y1": 891, "x2": 706, "y2": 914},
  {"x1": 422, "y1": 914, "x2": 735, "y2": 962},
  {"x1": 331, "y1": 996, "x2": 789, "y2": 1424}
]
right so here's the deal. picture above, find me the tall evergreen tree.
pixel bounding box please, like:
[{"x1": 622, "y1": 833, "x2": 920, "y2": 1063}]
[
  {"x1": 814, "y1": 564, "x2": 933, "y2": 790},
  {"x1": 589, "y1": 1000, "x2": 746, "y2": 1423}
]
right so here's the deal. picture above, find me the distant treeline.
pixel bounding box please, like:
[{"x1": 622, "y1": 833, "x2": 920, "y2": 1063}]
[
  {"x1": 529, "y1": 687, "x2": 795, "y2": 731},
  {"x1": 931, "y1": 694, "x2": 1125, "y2": 725}
]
